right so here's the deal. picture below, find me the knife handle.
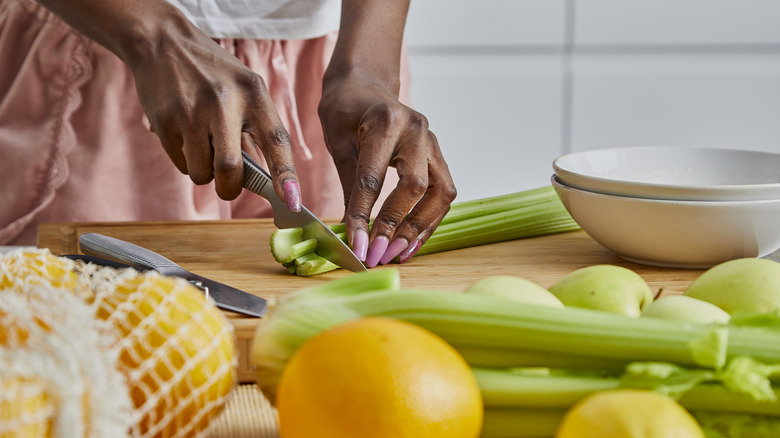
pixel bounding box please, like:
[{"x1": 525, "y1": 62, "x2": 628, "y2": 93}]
[
  {"x1": 241, "y1": 151, "x2": 282, "y2": 206},
  {"x1": 79, "y1": 233, "x2": 179, "y2": 271}
]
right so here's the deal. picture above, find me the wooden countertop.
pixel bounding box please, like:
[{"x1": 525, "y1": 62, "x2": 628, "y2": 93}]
[
  {"x1": 38, "y1": 219, "x2": 705, "y2": 383},
  {"x1": 37, "y1": 219, "x2": 707, "y2": 436}
]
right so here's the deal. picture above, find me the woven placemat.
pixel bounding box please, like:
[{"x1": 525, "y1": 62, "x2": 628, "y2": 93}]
[{"x1": 207, "y1": 384, "x2": 279, "y2": 438}]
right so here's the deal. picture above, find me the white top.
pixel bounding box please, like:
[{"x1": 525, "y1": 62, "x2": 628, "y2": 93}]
[{"x1": 166, "y1": 0, "x2": 342, "y2": 40}]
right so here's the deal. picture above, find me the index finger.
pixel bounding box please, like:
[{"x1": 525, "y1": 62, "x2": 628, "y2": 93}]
[{"x1": 243, "y1": 90, "x2": 301, "y2": 211}]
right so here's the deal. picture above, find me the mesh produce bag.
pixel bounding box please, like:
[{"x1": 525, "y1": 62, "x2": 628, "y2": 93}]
[
  {"x1": 0, "y1": 285, "x2": 133, "y2": 437},
  {"x1": 0, "y1": 248, "x2": 237, "y2": 438}
]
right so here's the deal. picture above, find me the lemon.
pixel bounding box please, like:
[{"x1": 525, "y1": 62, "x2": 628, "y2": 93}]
[
  {"x1": 275, "y1": 316, "x2": 483, "y2": 438},
  {"x1": 556, "y1": 389, "x2": 704, "y2": 438}
]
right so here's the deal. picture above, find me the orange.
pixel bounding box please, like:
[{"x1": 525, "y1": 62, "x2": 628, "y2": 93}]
[
  {"x1": 556, "y1": 389, "x2": 704, "y2": 438},
  {"x1": 275, "y1": 316, "x2": 483, "y2": 438}
]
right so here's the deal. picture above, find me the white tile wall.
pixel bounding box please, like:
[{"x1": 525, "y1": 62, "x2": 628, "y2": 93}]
[
  {"x1": 570, "y1": 53, "x2": 780, "y2": 153},
  {"x1": 408, "y1": 53, "x2": 565, "y2": 200},
  {"x1": 404, "y1": 1, "x2": 780, "y2": 201},
  {"x1": 575, "y1": 0, "x2": 780, "y2": 46},
  {"x1": 405, "y1": 0, "x2": 567, "y2": 47}
]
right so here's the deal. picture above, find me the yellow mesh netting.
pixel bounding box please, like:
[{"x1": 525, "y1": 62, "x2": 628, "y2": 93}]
[
  {"x1": 0, "y1": 286, "x2": 132, "y2": 437},
  {"x1": 0, "y1": 374, "x2": 54, "y2": 438},
  {"x1": 0, "y1": 248, "x2": 237, "y2": 438}
]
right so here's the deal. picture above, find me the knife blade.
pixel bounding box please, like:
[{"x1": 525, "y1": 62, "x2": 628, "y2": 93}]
[
  {"x1": 241, "y1": 150, "x2": 367, "y2": 272},
  {"x1": 78, "y1": 233, "x2": 267, "y2": 318}
]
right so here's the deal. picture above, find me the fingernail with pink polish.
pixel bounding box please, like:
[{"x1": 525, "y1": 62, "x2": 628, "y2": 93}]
[
  {"x1": 380, "y1": 238, "x2": 409, "y2": 265},
  {"x1": 398, "y1": 240, "x2": 422, "y2": 264},
  {"x1": 365, "y1": 236, "x2": 389, "y2": 268},
  {"x1": 352, "y1": 229, "x2": 369, "y2": 262},
  {"x1": 283, "y1": 180, "x2": 301, "y2": 212}
]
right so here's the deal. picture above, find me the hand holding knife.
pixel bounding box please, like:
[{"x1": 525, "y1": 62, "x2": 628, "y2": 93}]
[{"x1": 241, "y1": 151, "x2": 366, "y2": 273}]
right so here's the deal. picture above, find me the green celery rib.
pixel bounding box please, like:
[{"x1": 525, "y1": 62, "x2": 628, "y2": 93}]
[
  {"x1": 251, "y1": 270, "x2": 780, "y2": 413},
  {"x1": 417, "y1": 200, "x2": 578, "y2": 256},
  {"x1": 456, "y1": 345, "x2": 629, "y2": 371},
  {"x1": 343, "y1": 289, "x2": 730, "y2": 369},
  {"x1": 269, "y1": 185, "x2": 579, "y2": 275},
  {"x1": 440, "y1": 186, "x2": 562, "y2": 225},
  {"x1": 476, "y1": 366, "x2": 780, "y2": 416},
  {"x1": 481, "y1": 407, "x2": 566, "y2": 438},
  {"x1": 692, "y1": 412, "x2": 780, "y2": 438},
  {"x1": 270, "y1": 228, "x2": 317, "y2": 264},
  {"x1": 474, "y1": 367, "x2": 620, "y2": 408}
]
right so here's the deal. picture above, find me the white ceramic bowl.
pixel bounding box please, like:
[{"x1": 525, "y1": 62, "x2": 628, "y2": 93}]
[
  {"x1": 553, "y1": 146, "x2": 780, "y2": 201},
  {"x1": 551, "y1": 175, "x2": 780, "y2": 269}
]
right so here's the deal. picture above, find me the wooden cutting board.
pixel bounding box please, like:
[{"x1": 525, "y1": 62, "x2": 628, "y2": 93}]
[{"x1": 37, "y1": 219, "x2": 705, "y2": 383}]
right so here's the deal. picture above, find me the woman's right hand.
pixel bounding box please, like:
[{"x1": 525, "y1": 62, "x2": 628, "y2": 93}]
[{"x1": 37, "y1": 0, "x2": 302, "y2": 208}]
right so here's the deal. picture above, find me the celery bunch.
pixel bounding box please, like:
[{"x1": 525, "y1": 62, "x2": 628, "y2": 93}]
[
  {"x1": 270, "y1": 186, "x2": 580, "y2": 276},
  {"x1": 250, "y1": 270, "x2": 780, "y2": 438}
]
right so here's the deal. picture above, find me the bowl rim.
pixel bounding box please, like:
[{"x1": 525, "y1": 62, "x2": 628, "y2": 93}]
[
  {"x1": 553, "y1": 146, "x2": 780, "y2": 200},
  {"x1": 551, "y1": 174, "x2": 780, "y2": 206}
]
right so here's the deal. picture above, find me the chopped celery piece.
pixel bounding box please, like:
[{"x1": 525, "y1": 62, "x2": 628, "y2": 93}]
[
  {"x1": 270, "y1": 228, "x2": 317, "y2": 264},
  {"x1": 268, "y1": 185, "x2": 579, "y2": 276}
]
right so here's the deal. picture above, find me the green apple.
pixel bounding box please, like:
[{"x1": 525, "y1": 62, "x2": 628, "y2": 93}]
[
  {"x1": 683, "y1": 258, "x2": 780, "y2": 315},
  {"x1": 464, "y1": 275, "x2": 564, "y2": 308},
  {"x1": 548, "y1": 265, "x2": 654, "y2": 317},
  {"x1": 641, "y1": 295, "x2": 730, "y2": 324}
]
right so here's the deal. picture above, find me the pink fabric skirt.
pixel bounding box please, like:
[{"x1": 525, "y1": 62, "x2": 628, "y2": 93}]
[{"x1": 0, "y1": 0, "x2": 406, "y2": 245}]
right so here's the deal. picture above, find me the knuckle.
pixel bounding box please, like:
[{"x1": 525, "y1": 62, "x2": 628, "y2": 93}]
[
  {"x1": 400, "y1": 175, "x2": 428, "y2": 199},
  {"x1": 214, "y1": 154, "x2": 241, "y2": 175},
  {"x1": 238, "y1": 71, "x2": 268, "y2": 94},
  {"x1": 367, "y1": 103, "x2": 401, "y2": 127},
  {"x1": 347, "y1": 210, "x2": 371, "y2": 224},
  {"x1": 407, "y1": 111, "x2": 429, "y2": 131},
  {"x1": 376, "y1": 215, "x2": 401, "y2": 230},
  {"x1": 264, "y1": 126, "x2": 292, "y2": 150},
  {"x1": 404, "y1": 217, "x2": 427, "y2": 236},
  {"x1": 356, "y1": 173, "x2": 383, "y2": 194},
  {"x1": 441, "y1": 183, "x2": 458, "y2": 203}
]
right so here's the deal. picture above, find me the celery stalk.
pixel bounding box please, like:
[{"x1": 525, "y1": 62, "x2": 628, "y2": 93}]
[
  {"x1": 481, "y1": 407, "x2": 566, "y2": 438},
  {"x1": 344, "y1": 290, "x2": 729, "y2": 369},
  {"x1": 476, "y1": 365, "x2": 780, "y2": 415},
  {"x1": 474, "y1": 367, "x2": 620, "y2": 408},
  {"x1": 693, "y1": 412, "x2": 780, "y2": 438},
  {"x1": 251, "y1": 269, "x2": 780, "y2": 403},
  {"x1": 268, "y1": 185, "x2": 579, "y2": 276},
  {"x1": 456, "y1": 346, "x2": 629, "y2": 371}
]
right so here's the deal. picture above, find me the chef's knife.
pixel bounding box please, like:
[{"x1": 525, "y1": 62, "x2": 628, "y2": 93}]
[
  {"x1": 241, "y1": 150, "x2": 367, "y2": 272},
  {"x1": 78, "y1": 233, "x2": 267, "y2": 318}
]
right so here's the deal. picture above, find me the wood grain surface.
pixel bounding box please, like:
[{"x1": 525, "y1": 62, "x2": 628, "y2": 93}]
[{"x1": 37, "y1": 219, "x2": 706, "y2": 383}]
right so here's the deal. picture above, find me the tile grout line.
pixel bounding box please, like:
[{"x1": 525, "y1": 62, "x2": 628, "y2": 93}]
[{"x1": 561, "y1": 0, "x2": 576, "y2": 156}]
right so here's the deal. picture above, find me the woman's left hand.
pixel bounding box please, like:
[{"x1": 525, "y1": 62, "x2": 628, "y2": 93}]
[{"x1": 318, "y1": 76, "x2": 457, "y2": 268}]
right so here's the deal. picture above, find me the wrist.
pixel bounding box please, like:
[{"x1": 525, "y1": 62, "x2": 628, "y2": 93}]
[
  {"x1": 322, "y1": 63, "x2": 401, "y2": 98},
  {"x1": 117, "y1": 4, "x2": 196, "y2": 69}
]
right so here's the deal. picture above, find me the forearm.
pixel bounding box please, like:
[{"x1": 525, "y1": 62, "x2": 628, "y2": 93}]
[
  {"x1": 34, "y1": 0, "x2": 192, "y2": 67},
  {"x1": 325, "y1": 0, "x2": 410, "y2": 94}
]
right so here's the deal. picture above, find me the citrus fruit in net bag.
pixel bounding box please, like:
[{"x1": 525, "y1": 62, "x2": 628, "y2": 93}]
[
  {"x1": 555, "y1": 389, "x2": 705, "y2": 438},
  {"x1": 275, "y1": 316, "x2": 483, "y2": 438},
  {"x1": 0, "y1": 285, "x2": 132, "y2": 438},
  {"x1": 0, "y1": 249, "x2": 79, "y2": 293},
  {"x1": 0, "y1": 248, "x2": 237, "y2": 438},
  {"x1": 90, "y1": 271, "x2": 237, "y2": 437}
]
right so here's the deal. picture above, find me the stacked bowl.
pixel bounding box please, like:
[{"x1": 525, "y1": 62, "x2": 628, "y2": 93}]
[{"x1": 551, "y1": 146, "x2": 780, "y2": 268}]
